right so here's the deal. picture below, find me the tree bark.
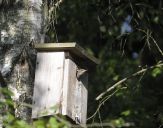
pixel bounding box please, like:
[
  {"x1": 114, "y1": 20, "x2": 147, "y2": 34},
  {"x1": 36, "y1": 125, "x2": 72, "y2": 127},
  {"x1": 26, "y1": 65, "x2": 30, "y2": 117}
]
[{"x1": 0, "y1": 0, "x2": 46, "y2": 122}]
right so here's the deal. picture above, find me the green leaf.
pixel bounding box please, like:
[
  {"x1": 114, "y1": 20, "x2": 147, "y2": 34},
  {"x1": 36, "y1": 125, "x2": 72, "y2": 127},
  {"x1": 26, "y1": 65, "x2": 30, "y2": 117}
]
[
  {"x1": 48, "y1": 117, "x2": 59, "y2": 128},
  {"x1": 15, "y1": 120, "x2": 30, "y2": 128},
  {"x1": 121, "y1": 110, "x2": 131, "y2": 116},
  {"x1": 152, "y1": 68, "x2": 162, "y2": 77},
  {"x1": 33, "y1": 120, "x2": 45, "y2": 128}
]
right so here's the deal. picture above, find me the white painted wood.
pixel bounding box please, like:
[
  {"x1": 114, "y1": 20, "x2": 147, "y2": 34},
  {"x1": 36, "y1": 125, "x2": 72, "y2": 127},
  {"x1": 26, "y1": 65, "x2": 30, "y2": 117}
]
[{"x1": 32, "y1": 52, "x2": 65, "y2": 118}]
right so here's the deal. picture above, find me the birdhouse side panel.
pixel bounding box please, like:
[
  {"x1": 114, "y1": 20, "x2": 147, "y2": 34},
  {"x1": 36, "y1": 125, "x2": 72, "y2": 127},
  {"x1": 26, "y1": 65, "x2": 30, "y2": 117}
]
[
  {"x1": 32, "y1": 52, "x2": 65, "y2": 118},
  {"x1": 62, "y1": 58, "x2": 88, "y2": 124},
  {"x1": 74, "y1": 73, "x2": 88, "y2": 124},
  {"x1": 80, "y1": 76, "x2": 88, "y2": 124},
  {"x1": 62, "y1": 58, "x2": 77, "y2": 118}
]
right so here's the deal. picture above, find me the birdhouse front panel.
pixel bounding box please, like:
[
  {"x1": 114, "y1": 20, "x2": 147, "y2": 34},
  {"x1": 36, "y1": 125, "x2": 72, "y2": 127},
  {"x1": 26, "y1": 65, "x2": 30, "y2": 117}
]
[{"x1": 32, "y1": 52, "x2": 65, "y2": 118}]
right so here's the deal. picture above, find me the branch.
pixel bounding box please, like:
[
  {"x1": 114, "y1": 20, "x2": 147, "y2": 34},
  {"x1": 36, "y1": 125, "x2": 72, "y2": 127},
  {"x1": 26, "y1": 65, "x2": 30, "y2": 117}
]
[
  {"x1": 96, "y1": 62, "x2": 163, "y2": 101},
  {"x1": 87, "y1": 88, "x2": 123, "y2": 121}
]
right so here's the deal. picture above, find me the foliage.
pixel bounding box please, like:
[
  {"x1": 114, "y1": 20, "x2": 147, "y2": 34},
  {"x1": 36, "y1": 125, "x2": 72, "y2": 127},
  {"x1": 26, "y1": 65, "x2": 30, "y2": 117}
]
[
  {"x1": 48, "y1": 0, "x2": 163, "y2": 127},
  {"x1": 0, "y1": 88, "x2": 69, "y2": 128}
]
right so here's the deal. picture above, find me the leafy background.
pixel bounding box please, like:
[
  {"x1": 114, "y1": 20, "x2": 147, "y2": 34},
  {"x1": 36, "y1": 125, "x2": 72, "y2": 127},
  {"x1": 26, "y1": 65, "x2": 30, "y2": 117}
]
[
  {"x1": 48, "y1": 0, "x2": 163, "y2": 127},
  {"x1": 1, "y1": 0, "x2": 163, "y2": 127}
]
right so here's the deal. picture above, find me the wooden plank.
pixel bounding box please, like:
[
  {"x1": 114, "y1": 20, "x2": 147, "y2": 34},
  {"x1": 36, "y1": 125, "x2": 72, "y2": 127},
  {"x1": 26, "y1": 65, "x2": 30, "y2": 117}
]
[
  {"x1": 80, "y1": 74, "x2": 88, "y2": 124},
  {"x1": 62, "y1": 58, "x2": 88, "y2": 124},
  {"x1": 62, "y1": 58, "x2": 77, "y2": 119},
  {"x1": 61, "y1": 59, "x2": 69, "y2": 116},
  {"x1": 74, "y1": 77, "x2": 82, "y2": 124},
  {"x1": 32, "y1": 52, "x2": 65, "y2": 118},
  {"x1": 34, "y1": 43, "x2": 100, "y2": 65}
]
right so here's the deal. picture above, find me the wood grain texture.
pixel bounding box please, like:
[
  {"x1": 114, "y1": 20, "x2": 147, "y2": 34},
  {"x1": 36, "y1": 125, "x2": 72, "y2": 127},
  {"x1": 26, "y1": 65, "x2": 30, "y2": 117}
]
[
  {"x1": 79, "y1": 74, "x2": 88, "y2": 124},
  {"x1": 62, "y1": 58, "x2": 77, "y2": 118},
  {"x1": 61, "y1": 58, "x2": 88, "y2": 124},
  {"x1": 32, "y1": 52, "x2": 65, "y2": 118}
]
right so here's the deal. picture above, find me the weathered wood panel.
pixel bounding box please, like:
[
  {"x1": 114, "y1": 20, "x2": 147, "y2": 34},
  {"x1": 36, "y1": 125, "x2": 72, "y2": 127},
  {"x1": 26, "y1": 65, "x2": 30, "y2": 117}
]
[
  {"x1": 80, "y1": 74, "x2": 88, "y2": 124},
  {"x1": 62, "y1": 58, "x2": 88, "y2": 124},
  {"x1": 62, "y1": 58, "x2": 77, "y2": 118},
  {"x1": 32, "y1": 52, "x2": 65, "y2": 118}
]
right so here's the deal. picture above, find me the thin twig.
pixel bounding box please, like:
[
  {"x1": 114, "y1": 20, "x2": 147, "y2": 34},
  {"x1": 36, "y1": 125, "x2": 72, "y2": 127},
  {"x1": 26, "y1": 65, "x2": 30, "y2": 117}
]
[
  {"x1": 87, "y1": 88, "x2": 123, "y2": 121},
  {"x1": 96, "y1": 63, "x2": 163, "y2": 100},
  {"x1": 98, "y1": 110, "x2": 103, "y2": 128},
  {"x1": 151, "y1": 36, "x2": 163, "y2": 56}
]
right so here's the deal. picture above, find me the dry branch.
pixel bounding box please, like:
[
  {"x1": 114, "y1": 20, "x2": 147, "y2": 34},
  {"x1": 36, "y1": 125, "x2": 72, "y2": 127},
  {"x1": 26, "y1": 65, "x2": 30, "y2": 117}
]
[{"x1": 96, "y1": 62, "x2": 163, "y2": 100}]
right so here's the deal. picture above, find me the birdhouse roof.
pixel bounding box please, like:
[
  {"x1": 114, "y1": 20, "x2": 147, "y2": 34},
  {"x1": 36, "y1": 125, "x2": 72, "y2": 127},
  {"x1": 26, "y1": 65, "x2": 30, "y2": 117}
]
[{"x1": 35, "y1": 43, "x2": 100, "y2": 65}]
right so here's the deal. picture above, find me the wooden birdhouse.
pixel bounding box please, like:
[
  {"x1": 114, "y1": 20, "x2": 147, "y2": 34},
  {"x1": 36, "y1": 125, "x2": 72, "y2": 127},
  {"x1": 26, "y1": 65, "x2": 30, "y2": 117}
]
[{"x1": 32, "y1": 43, "x2": 99, "y2": 124}]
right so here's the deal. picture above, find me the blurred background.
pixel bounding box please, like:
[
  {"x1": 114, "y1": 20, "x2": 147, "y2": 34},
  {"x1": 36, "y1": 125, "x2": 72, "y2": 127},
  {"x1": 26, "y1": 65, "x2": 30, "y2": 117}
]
[{"x1": 46, "y1": 0, "x2": 163, "y2": 127}]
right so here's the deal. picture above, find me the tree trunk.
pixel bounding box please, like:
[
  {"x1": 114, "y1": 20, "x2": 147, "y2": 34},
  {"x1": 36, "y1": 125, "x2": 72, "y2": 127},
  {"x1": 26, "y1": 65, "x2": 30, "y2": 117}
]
[{"x1": 0, "y1": 0, "x2": 46, "y2": 122}]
